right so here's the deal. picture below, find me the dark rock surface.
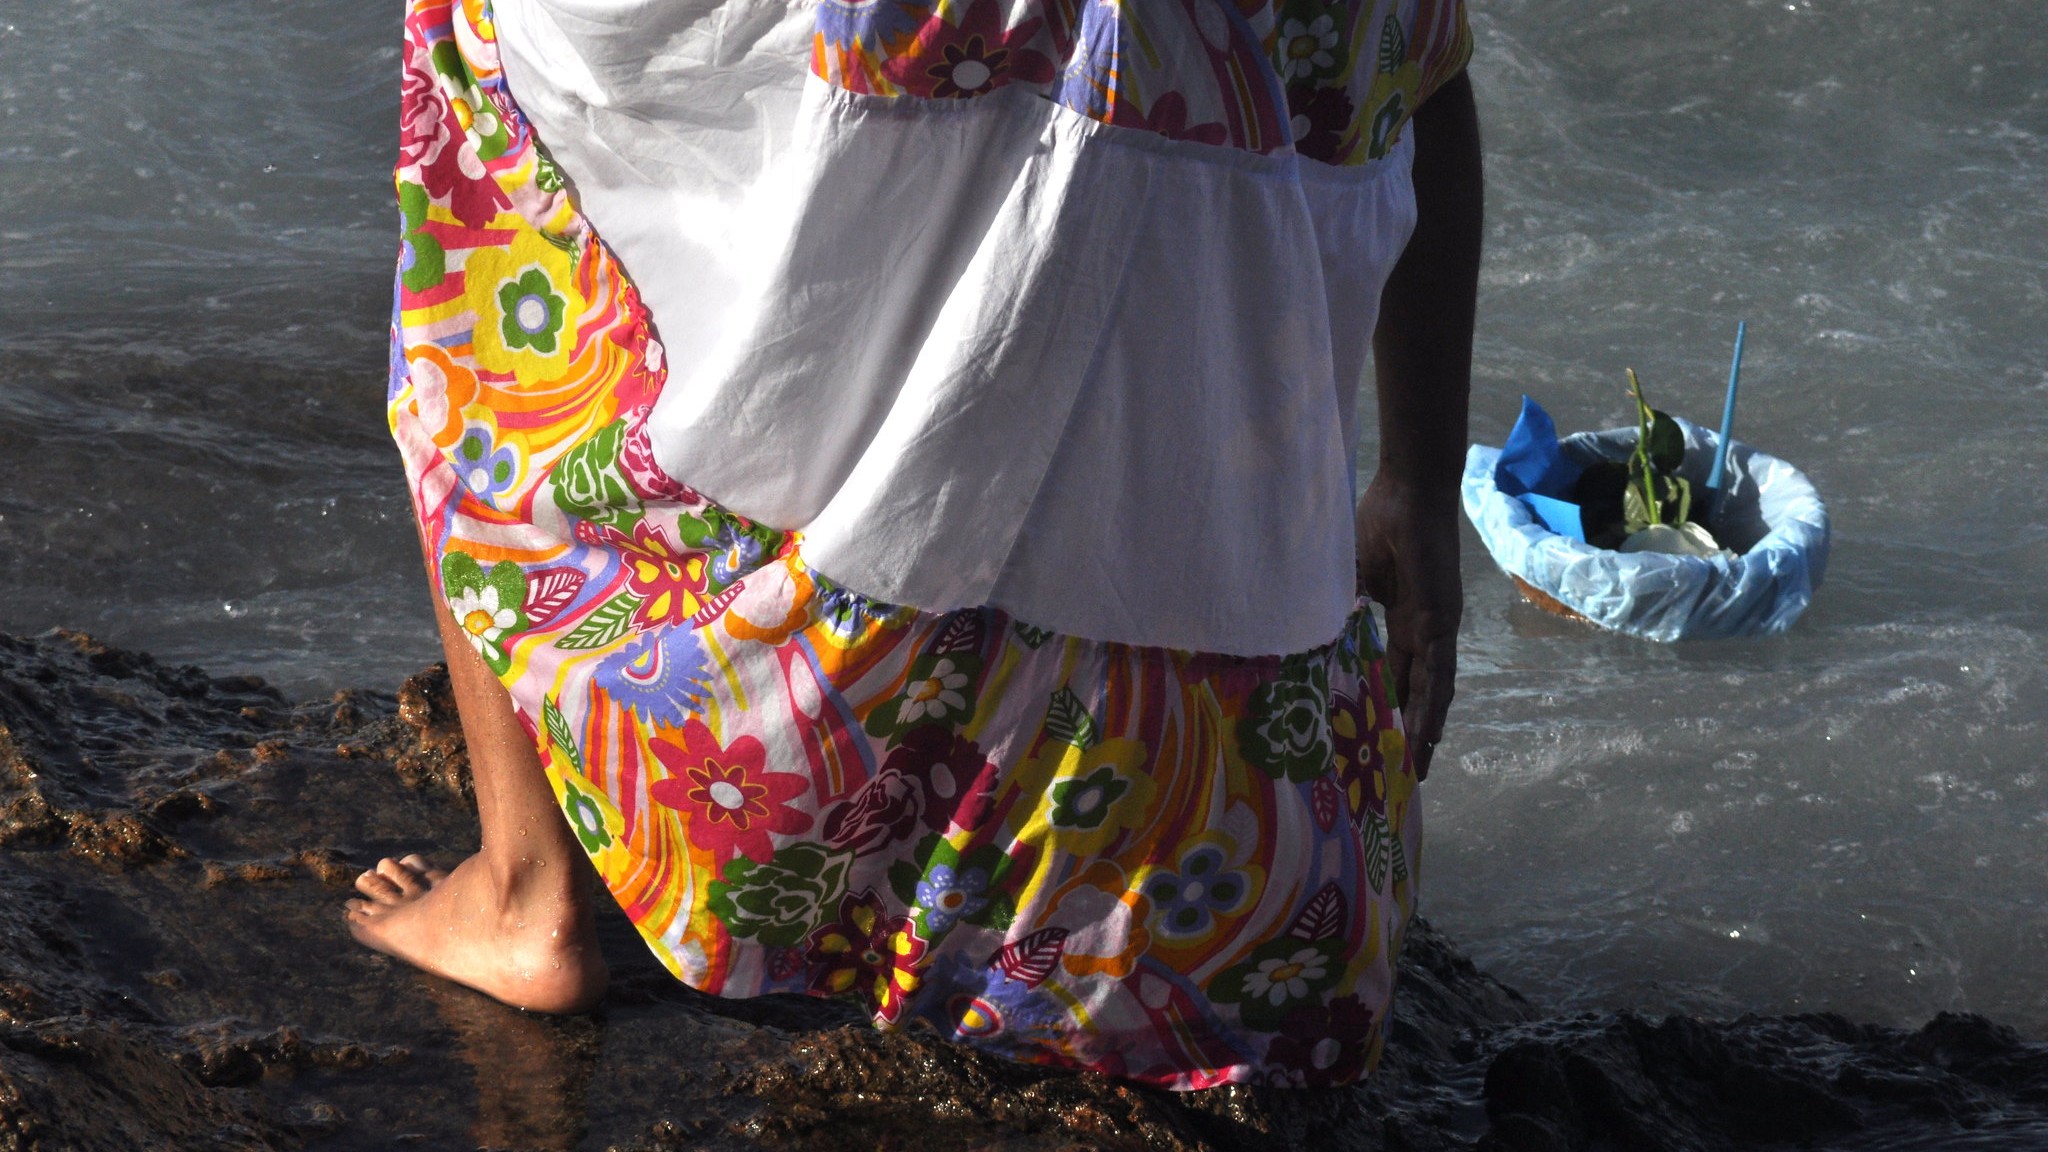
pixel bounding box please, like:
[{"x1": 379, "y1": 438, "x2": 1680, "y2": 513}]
[{"x1": 1, "y1": 629, "x2": 2044, "y2": 1151}]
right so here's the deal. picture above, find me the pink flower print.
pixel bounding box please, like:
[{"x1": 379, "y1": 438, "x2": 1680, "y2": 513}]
[
  {"x1": 822, "y1": 726, "x2": 992, "y2": 852},
  {"x1": 398, "y1": 42, "x2": 453, "y2": 171},
  {"x1": 1265, "y1": 996, "x2": 1377, "y2": 1086},
  {"x1": 618, "y1": 521, "x2": 710, "y2": 629},
  {"x1": 1287, "y1": 82, "x2": 1355, "y2": 164},
  {"x1": 618, "y1": 411, "x2": 696, "y2": 502},
  {"x1": 881, "y1": 0, "x2": 1054, "y2": 100},
  {"x1": 807, "y1": 889, "x2": 928, "y2": 1023},
  {"x1": 649, "y1": 719, "x2": 812, "y2": 863},
  {"x1": 1108, "y1": 90, "x2": 1228, "y2": 147}
]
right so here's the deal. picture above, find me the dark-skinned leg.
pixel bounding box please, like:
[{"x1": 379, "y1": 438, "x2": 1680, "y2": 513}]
[{"x1": 345, "y1": 567, "x2": 609, "y2": 1013}]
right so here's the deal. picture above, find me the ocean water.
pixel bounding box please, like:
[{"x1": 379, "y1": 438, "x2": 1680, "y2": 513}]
[{"x1": 2, "y1": 0, "x2": 2043, "y2": 1043}]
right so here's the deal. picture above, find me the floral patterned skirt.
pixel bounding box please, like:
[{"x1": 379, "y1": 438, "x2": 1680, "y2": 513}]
[{"x1": 387, "y1": 0, "x2": 1421, "y2": 1090}]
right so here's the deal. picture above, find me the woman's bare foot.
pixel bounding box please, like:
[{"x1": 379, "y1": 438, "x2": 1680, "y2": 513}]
[{"x1": 346, "y1": 852, "x2": 608, "y2": 1014}]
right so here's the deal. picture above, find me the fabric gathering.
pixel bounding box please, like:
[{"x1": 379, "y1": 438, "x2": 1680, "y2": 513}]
[{"x1": 387, "y1": 0, "x2": 1468, "y2": 1090}]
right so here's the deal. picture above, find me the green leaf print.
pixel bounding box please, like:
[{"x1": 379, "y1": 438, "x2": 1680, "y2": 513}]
[
  {"x1": 543, "y1": 696, "x2": 583, "y2": 772},
  {"x1": 1362, "y1": 811, "x2": 1390, "y2": 892},
  {"x1": 1012, "y1": 621, "x2": 1054, "y2": 649},
  {"x1": 555, "y1": 592, "x2": 643, "y2": 651},
  {"x1": 890, "y1": 834, "x2": 1016, "y2": 931},
  {"x1": 397, "y1": 181, "x2": 445, "y2": 294},
  {"x1": 707, "y1": 844, "x2": 854, "y2": 948},
  {"x1": 551, "y1": 419, "x2": 640, "y2": 529},
  {"x1": 1389, "y1": 823, "x2": 1410, "y2": 887},
  {"x1": 892, "y1": 832, "x2": 955, "y2": 905},
  {"x1": 888, "y1": 858, "x2": 925, "y2": 907},
  {"x1": 428, "y1": 42, "x2": 509, "y2": 161},
  {"x1": 1377, "y1": 14, "x2": 1408, "y2": 74},
  {"x1": 484, "y1": 560, "x2": 526, "y2": 618},
  {"x1": 1240, "y1": 661, "x2": 1334, "y2": 782},
  {"x1": 1044, "y1": 686, "x2": 1097, "y2": 750},
  {"x1": 441, "y1": 550, "x2": 489, "y2": 598},
  {"x1": 429, "y1": 41, "x2": 475, "y2": 93},
  {"x1": 674, "y1": 506, "x2": 734, "y2": 549},
  {"x1": 974, "y1": 893, "x2": 1016, "y2": 933},
  {"x1": 552, "y1": 586, "x2": 638, "y2": 651},
  {"x1": 534, "y1": 149, "x2": 565, "y2": 194}
]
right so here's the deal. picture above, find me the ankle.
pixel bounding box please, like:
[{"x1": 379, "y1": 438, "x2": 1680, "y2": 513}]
[{"x1": 462, "y1": 845, "x2": 578, "y2": 913}]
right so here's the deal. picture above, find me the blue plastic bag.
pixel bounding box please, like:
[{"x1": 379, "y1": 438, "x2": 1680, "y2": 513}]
[
  {"x1": 1461, "y1": 417, "x2": 1830, "y2": 640},
  {"x1": 1494, "y1": 396, "x2": 1588, "y2": 541}
]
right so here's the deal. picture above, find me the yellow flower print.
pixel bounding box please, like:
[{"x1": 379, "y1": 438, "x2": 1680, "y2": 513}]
[
  {"x1": 465, "y1": 230, "x2": 584, "y2": 381},
  {"x1": 1380, "y1": 727, "x2": 1415, "y2": 808},
  {"x1": 461, "y1": 0, "x2": 496, "y2": 45},
  {"x1": 1013, "y1": 737, "x2": 1158, "y2": 856}
]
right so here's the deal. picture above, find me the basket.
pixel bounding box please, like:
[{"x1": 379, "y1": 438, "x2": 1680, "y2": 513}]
[{"x1": 1461, "y1": 417, "x2": 1829, "y2": 640}]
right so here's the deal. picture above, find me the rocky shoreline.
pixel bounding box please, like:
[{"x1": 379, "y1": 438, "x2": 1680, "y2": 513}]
[{"x1": 2, "y1": 628, "x2": 2044, "y2": 1151}]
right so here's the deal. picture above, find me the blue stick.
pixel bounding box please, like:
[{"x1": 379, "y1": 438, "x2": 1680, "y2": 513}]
[{"x1": 1706, "y1": 320, "x2": 1746, "y2": 521}]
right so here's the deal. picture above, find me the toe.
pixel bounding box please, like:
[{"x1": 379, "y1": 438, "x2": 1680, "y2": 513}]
[
  {"x1": 377, "y1": 857, "x2": 429, "y2": 896},
  {"x1": 354, "y1": 869, "x2": 407, "y2": 904},
  {"x1": 399, "y1": 853, "x2": 449, "y2": 884}
]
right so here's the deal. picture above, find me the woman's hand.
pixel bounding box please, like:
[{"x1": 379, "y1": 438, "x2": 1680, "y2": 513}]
[
  {"x1": 1362, "y1": 69, "x2": 1483, "y2": 781},
  {"x1": 1356, "y1": 477, "x2": 1461, "y2": 779}
]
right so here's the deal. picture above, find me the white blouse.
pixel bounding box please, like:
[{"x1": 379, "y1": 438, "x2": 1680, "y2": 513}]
[{"x1": 494, "y1": 0, "x2": 1422, "y2": 656}]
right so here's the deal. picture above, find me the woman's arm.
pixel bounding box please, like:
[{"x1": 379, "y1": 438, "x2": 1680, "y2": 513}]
[{"x1": 1356, "y1": 69, "x2": 1482, "y2": 780}]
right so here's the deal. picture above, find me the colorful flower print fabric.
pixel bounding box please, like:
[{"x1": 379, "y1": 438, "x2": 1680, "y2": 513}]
[
  {"x1": 812, "y1": 0, "x2": 1471, "y2": 164},
  {"x1": 388, "y1": 0, "x2": 1422, "y2": 1089}
]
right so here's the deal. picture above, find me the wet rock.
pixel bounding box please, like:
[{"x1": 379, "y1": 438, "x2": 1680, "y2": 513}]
[
  {"x1": 1, "y1": 629, "x2": 2046, "y2": 1151},
  {"x1": 1469, "y1": 1007, "x2": 2048, "y2": 1152},
  {"x1": 724, "y1": 1020, "x2": 1208, "y2": 1151},
  {"x1": 334, "y1": 663, "x2": 473, "y2": 801},
  {"x1": 0, "y1": 1019, "x2": 289, "y2": 1152},
  {"x1": 1477, "y1": 1013, "x2": 1860, "y2": 1152},
  {"x1": 172, "y1": 1022, "x2": 408, "y2": 1087}
]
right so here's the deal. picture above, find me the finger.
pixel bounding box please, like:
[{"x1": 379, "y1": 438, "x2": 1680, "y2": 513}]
[
  {"x1": 1385, "y1": 638, "x2": 1416, "y2": 721},
  {"x1": 1358, "y1": 553, "x2": 1397, "y2": 611},
  {"x1": 1402, "y1": 636, "x2": 1458, "y2": 782},
  {"x1": 1417, "y1": 633, "x2": 1457, "y2": 744},
  {"x1": 1410, "y1": 737, "x2": 1435, "y2": 782}
]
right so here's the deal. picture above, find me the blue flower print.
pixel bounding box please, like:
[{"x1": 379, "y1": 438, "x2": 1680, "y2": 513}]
[
  {"x1": 913, "y1": 863, "x2": 990, "y2": 933},
  {"x1": 1143, "y1": 841, "x2": 1254, "y2": 941},
  {"x1": 592, "y1": 627, "x2": 712, "y2": 718},
  {"x1": 453, "y1": 423, "x2": 520, "y2": 504},
  {"x1": 708, "y1": 521, "x2": 766, "y2": 586},
  {"x1": 914, "y1": 954, "x2": 1067, "y2": 1053}
]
